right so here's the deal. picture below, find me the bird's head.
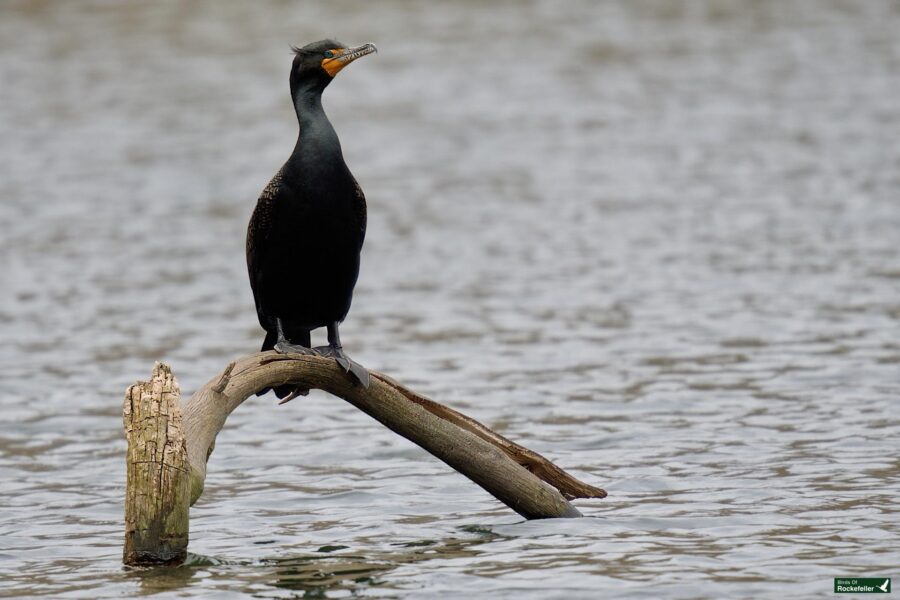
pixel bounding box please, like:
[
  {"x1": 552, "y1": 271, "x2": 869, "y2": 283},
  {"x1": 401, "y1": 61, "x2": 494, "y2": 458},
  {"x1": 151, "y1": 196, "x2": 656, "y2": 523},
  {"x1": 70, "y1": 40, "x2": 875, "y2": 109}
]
[{"x1": 289, "y1": 39, "x2": 377, "y2": 97}]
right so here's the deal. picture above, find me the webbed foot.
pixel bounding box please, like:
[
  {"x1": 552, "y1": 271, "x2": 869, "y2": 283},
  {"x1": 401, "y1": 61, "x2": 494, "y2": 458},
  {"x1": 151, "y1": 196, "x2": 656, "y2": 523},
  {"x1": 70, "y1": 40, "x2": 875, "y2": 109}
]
[
  {"x1": 269, "y1": 319, "x2": 313, "y2": 401},
  {"x1": 274, "y1": 340, "x2": 316, "y2": 355},
  {"x1": 314, "y1": 345, "x2": 370, "y2": 389}
]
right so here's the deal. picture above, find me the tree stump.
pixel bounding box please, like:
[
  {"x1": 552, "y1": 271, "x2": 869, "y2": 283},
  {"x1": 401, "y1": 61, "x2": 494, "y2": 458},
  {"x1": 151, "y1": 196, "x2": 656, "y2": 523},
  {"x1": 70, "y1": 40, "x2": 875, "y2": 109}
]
[{"x1": 123, "y1": 363, "x2": 191, "y2": 565}]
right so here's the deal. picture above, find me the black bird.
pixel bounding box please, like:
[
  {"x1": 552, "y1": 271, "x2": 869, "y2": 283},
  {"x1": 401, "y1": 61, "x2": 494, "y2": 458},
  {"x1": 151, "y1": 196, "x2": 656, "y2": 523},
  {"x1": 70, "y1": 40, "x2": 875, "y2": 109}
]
[{"x1": 247, "y1": 40, "x2": 375, "y2": 398}]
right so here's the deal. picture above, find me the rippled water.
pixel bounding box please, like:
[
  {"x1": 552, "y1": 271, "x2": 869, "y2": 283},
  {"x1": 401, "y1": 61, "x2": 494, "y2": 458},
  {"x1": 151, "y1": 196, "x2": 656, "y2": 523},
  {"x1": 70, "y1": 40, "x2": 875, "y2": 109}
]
[{"x1": 2, "y1": 1, "x2": 899, "y2": 598}]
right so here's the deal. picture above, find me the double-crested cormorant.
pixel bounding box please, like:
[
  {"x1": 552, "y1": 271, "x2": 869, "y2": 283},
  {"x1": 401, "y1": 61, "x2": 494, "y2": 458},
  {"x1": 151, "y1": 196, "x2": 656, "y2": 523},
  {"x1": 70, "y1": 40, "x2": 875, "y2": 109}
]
[{"x1": 247, "y1": 40, "x2": 376, "y2": 398}]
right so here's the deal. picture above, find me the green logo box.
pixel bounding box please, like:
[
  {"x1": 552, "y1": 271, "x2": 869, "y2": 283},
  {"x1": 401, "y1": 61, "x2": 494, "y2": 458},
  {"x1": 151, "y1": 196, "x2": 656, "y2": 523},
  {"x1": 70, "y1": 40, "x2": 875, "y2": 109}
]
[{"x1": 834, "y1": 578, "x2": 891, "y2": 593}]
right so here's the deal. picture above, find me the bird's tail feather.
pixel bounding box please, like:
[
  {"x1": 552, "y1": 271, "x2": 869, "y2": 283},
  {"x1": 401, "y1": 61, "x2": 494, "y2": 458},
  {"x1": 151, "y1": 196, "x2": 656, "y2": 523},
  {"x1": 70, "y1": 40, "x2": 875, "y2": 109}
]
[{"x1": 261, "y1": 329, "x2": 277, "y2": 352}]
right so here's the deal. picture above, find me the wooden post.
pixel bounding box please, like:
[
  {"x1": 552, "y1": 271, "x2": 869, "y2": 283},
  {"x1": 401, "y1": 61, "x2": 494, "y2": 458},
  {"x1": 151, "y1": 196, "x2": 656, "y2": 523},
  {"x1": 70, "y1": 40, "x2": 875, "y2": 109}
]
[{"x1": 123, "y1": 363, "x2": 191, "y2": 565}]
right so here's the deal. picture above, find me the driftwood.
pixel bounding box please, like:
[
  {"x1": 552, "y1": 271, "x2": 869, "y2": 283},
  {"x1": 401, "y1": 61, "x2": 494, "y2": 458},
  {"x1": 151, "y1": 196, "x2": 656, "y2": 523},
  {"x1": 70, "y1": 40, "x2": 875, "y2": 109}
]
[{"x1": 123, "y1": 352, "x2": 606, "y2": 565}]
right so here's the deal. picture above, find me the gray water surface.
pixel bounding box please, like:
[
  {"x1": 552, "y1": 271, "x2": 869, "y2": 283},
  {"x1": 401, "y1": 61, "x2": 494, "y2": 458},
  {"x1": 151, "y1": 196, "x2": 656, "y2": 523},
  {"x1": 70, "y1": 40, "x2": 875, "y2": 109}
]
[{"x1": 1, "y1": 1, "x2": 899, "y2": 598}]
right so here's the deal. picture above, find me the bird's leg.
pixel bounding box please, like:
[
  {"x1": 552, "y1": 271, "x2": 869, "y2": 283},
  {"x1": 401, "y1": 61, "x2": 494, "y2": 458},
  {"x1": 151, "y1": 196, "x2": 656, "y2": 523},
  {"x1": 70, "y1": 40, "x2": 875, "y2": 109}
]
[
  {"x1": 314, "y1": 322, "x2": 370, "y2": 388},
  {"x1": 273, "y1": 319, "x2": 315, "y2": 355},
  {"x1": 314, "y1": 322, "x2": 350, "y2": 369}
]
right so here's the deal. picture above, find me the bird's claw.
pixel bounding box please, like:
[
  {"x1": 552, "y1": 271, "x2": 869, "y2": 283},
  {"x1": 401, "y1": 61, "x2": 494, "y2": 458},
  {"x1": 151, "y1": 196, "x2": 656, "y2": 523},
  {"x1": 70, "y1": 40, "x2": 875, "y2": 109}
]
[
  {"x1": 347, "y1": 360, "x2": 370, "y2": 389},
  {"x1": 313, "y1": 344, "x2": 337, "y2": 358},
  {"x1": 313, "y1": 345, "x2": 370, "y2": 389},
  {"x1": 274, "y1": 341, "x2": 316, "y2": 355},
  {"x1": 335, "y1": 354, "x2": 352, "y2": 372}
]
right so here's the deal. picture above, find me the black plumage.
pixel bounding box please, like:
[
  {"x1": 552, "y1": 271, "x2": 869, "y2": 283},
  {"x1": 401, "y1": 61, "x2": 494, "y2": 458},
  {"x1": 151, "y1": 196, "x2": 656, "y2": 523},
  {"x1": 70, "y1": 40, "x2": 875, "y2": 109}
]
[{"x1": 247, "y1": 40, "x2": 375, "y2": 397}]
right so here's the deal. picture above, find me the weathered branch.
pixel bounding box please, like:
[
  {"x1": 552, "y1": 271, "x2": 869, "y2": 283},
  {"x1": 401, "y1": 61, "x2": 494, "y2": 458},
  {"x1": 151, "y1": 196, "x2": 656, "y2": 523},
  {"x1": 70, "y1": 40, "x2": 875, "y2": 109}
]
[{"x1": 123, "y1": 352, "x2": 605, "y2": 565}]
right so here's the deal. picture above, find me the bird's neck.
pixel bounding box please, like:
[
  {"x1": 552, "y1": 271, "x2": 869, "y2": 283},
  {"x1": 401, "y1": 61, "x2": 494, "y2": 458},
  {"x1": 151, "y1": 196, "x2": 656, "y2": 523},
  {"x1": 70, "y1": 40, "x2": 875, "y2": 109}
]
[{"x1": 289, "y1": 91, "x2": 343, "y2": 172}]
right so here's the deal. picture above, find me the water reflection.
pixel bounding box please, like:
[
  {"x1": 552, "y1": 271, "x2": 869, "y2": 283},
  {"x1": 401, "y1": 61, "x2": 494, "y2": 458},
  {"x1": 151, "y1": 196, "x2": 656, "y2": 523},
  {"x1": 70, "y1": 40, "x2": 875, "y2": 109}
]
[
  {"x1": 126, "y1": 559, "x2": 204, "y2": 596},
  {"x1": 124, "y1": 532, "x2": 498, "y2": 597}
]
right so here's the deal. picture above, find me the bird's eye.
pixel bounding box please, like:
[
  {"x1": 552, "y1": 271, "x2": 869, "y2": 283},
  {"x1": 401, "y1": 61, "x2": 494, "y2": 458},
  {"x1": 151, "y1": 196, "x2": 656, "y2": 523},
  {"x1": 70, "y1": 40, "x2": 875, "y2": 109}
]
[{"x1": 324, "y1": 50, "x2": 334, "y2": 58}]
